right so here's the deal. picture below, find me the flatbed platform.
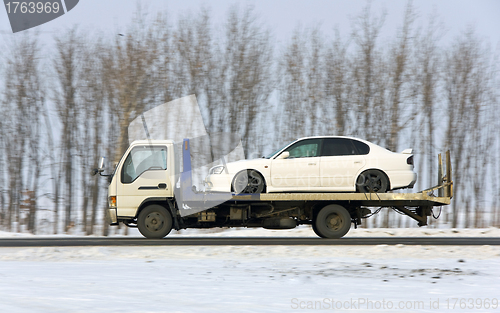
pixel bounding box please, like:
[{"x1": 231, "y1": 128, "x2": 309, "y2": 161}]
[{"x1": 230, "y1": 191, "x2": 451, "y2": 207}]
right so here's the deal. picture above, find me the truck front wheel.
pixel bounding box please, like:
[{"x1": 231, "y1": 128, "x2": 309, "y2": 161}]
[
  {"x1": 313, "y1": 205, "x2": 351, "y2": 239},
  {"x1": 137, "y1": 205, "x2": 173, "y2": 239}
]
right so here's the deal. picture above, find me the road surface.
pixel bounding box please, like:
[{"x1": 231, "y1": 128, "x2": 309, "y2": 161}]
[{"x1": 0, "y1": 237, "x2": 499, "y2": 247}]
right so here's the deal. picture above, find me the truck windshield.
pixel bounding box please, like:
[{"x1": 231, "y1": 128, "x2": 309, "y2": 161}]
[{"x1": 121, "y1": 146, "x2": 167, "y2": 184}]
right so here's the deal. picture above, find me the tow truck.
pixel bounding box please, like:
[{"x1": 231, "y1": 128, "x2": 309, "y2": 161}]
[{"x1": 94, "y1": 138, "x2": 453, "y2": 239}]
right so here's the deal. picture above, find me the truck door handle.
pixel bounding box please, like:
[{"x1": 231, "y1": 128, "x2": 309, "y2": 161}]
[
  {"x1": 308, "y1": 163, "x2": 316, "y2": 165},
  {"x1": 138, "y1": 183, "x2": 167, "y2": 190}
]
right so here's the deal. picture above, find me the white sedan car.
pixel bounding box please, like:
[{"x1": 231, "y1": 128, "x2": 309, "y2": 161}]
[{"x1": 205, "y1": 136, "x2": 417, "y2": 194}]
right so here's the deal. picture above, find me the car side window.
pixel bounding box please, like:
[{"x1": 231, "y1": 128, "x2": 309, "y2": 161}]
[
  {"x1": 121, "y1": 146, "x2": 168, "y2": 184},
  {"x1": 351, "y1": 139, "x2": 370, "y2": 155},
  {"x1": 285, "y1": 139, "x2": 321, "y2": 158},
  {"x1": 321, "y1": 138, "x2": 356, "y2": 156}
]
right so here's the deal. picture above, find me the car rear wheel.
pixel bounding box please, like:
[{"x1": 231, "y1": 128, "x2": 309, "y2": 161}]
[
  {"x1": 232, "y1": 170, "x2": 265, "y2": 194},
  {"x1": 356, "y1": 170, "x2": 389, "y2": 193},
  {"x1": 314, "y1": 204, "x2": 351, "y2": 238}
]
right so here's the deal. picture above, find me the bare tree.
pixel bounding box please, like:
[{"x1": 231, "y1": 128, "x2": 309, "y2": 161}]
[
  {"x1": 277, "y1": 26, "x2": 328, "y2": 147},
  {"x1": 351, "y1": 2, "x2": 386, "y2": 144},
  {"x1": 172, "y1": 8, "x2": 218, "y2": 129},
  {"x1": 443, "y1": 28, "x2": 495, "y2": 227},
  {"x1": 324, "y1": 29, "x2": 352, "y2": 136},
  {"x1": 386, "y1": 1, "x2": 417, "y2": 152},
  {"x1": 53, "y1": 27, "x2": 83, "y2": 233},
  {"x1": 103, "y1": 11, "x2": 167, "y2": 164},
  {"x1": 218, "y1": 5, "x2": 274, "y2": 156},
  {"x1": 413, "y1": 14, "x2": 444, "y2": 192},
  {"x1": 41, "y1": 93, "x2": 62, "y2": 234},
  {"x1": 1, "y1": 32, "x2": 43, "y2": 233},
  {"x1": 78, "y1": 36, "x2": 107, "y2": 235}
]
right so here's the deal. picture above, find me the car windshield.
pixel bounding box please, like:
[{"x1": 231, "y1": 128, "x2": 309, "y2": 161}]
[{"x1": 264, "y1": 141, "x2": 293, "y2": 159}]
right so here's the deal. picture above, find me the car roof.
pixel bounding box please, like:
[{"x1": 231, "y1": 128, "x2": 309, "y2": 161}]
[{"x1": 295, "y1": 135, "x2": 369, "y2": 143}]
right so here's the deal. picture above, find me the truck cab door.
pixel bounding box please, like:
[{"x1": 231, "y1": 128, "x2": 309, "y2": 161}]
[{"x1": 116, "y1": 145, "x2": 172, "y2": 217}]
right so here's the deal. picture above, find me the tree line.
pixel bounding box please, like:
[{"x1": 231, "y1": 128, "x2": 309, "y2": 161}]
[{"x1": 0, "y1": 3, "x2": 498, "y2": 234}]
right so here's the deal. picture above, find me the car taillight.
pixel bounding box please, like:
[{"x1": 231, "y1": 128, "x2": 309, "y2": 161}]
[{"x1": 407, "y1": 156, "x2": 413, "y2": 165}]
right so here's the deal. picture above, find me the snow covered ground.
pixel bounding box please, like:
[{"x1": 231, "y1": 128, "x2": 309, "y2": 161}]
[{"x1": 1, "y1": 227, "x2": 499, "y2": 313}]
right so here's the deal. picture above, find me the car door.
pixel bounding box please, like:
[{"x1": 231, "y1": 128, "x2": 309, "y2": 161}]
[
  {"x1": 116, "y1": 145, "x2": 171, "y2": 216},
  {"x1": 319, "y1": 138, "x2": 366, "y2": 191},
  {"x1": 270, "y1": 138, "x2": 321, "y2": 190}
]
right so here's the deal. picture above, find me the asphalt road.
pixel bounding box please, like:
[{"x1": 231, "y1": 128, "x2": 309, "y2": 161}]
[{"x1": 0, "y1": 237, "x2": 499, "y2": 247}]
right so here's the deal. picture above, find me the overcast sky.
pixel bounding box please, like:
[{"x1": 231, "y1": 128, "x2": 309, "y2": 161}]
[{"x1": 1, "y1": 0, "x2": 499, "y2": 49}]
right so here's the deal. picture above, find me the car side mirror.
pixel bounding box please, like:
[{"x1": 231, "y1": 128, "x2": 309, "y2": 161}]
[{"x1": 277, "y1": 151, "x2": 290, "y2": 159}]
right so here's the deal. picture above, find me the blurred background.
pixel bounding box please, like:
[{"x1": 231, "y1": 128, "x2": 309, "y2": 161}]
[{"x1": 0, "y1": 0, "x2": 498, "y2": 235}]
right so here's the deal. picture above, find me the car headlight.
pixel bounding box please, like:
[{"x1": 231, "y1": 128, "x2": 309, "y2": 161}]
[{"x1": 210, "y1": 165, "x2": 225, "y2": 174}]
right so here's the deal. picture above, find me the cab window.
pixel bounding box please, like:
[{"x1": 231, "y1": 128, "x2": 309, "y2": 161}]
[{"x1": 121, "y1": 146, "x2": 167, "y2": 184}]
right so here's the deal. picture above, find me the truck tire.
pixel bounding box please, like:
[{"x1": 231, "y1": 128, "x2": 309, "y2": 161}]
[
  {"x1": 137, "y1": 205, "x2": 173, "y2": 239},
  {"x1": 312, "y1": 222, "x2": 326, "y2": 238},
  {"x1": 314, "y1": 204, "x2": 351, "y2": 239}
]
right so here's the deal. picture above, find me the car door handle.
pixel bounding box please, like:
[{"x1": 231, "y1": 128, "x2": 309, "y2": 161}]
[
  {"x1": 308, "y1": 163, "x2": 316, "y2": 165},
  {"x1": 354, "y1": 161, "x2": 362, "y2": 164}
]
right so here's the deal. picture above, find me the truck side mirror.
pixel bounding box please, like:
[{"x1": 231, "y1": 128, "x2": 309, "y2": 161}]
[
  {"x1": 277, "y1": 151, "x2": 290, "y2": 159},
  {"x1": 99, "y1": 157, "x2": 105, "y2": 170},
  {"x1": 92, "y1": 157, "x2": 106, "y2": 176}
]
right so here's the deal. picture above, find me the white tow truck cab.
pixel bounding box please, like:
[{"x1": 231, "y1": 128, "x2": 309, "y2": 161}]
[
  {"x1": 96, "y1": 139, "x2": 453, "y2": 239},
  {"x1": 107, "y1": 140, "x2": 176, "y2": 221}
]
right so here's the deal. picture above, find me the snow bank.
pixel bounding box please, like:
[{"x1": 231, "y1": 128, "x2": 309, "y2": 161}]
[{"x1": 0, "y1": 228, "x2": 499, "y2": 312}]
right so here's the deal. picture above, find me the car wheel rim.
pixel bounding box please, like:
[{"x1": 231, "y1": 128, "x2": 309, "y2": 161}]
[
  {"x1": 359, "y1": 172, "x2": 384, "y2": 193},
  {"x1": 235, "y1": 171, "x2": 262, "y2": 193},
  {"x1": 246, "y1": 175, "x2": 262, "y2": 193},
  {"x1": 369, "y1": 174, "x2": 382, "y2": 191}
]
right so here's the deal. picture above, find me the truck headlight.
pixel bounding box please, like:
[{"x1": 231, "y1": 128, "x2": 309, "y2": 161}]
[{"x1": 210, "y1": 165, "x2": 225, "y2": 174}]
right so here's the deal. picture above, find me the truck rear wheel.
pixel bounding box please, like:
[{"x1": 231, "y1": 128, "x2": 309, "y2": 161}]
[
  {"x1": 314, "y1": 204, "x2": 351, "y2": 239},
  {"x1": 312, "y1": 222, "x2": 326, "y2": 238},
  {"x1": 137, "y1": 205, "x2": 173, "y2": 239}
]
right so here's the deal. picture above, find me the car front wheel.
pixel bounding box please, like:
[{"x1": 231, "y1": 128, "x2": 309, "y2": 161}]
[{"x1": 232, "y1": 170, "x2": 265, "y2": 194}]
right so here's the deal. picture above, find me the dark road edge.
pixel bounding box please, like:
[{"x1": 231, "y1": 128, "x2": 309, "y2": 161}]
[{"x1": 0, "y1": 237, "x2": 499, "y2": 247}]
